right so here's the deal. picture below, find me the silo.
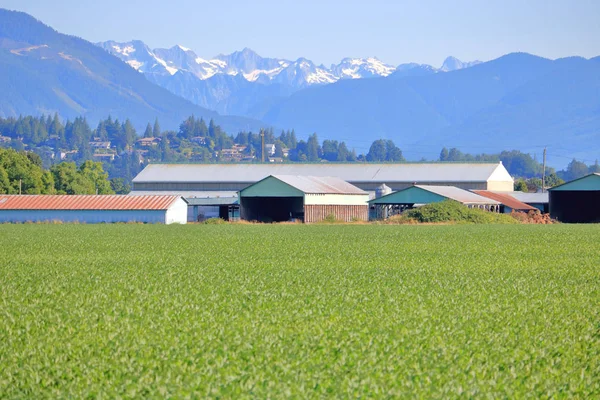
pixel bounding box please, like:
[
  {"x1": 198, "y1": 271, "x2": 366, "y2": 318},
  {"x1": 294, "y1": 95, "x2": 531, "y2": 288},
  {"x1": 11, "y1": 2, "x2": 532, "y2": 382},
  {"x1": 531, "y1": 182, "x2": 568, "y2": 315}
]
[
  {"x1": 374, "y1": 184, "x2": 392, "y2": 219},
  {"x1": 375, "y1": 184, "x2": 392, "y2": 199}
]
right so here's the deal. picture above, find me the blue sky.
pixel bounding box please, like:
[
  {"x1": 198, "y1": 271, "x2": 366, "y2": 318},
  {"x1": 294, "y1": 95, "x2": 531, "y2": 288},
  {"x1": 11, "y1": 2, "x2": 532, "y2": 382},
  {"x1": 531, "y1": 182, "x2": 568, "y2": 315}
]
[{"x1": 2, "y1": 0, "x2": 599, "y2": 66}]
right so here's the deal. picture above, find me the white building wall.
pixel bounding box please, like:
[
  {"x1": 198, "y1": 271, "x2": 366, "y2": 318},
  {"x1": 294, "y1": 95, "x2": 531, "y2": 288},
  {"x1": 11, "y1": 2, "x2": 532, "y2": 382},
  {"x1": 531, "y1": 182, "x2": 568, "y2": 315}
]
[
  {"x1": 0, "y1": 210, "x2": 166, "y2": 224},
  {"x1": 304, "y1": 193, "x2": 370, "y2": 206},
  {"x1": 165, "y1": 198, "x2": 188, "y2": 224},
  {"x1": 486, "y1": 180, "x2": 514, "y2": 192}
]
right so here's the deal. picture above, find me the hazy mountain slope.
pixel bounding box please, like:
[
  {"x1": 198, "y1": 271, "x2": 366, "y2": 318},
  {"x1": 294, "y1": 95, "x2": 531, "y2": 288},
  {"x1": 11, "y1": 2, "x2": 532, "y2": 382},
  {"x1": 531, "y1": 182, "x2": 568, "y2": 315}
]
[
  {"x1": 438, "y1": 57, "x2": 600, "y2": 153},
  {"x1": 263, "y1": 76, "x2": 450, "y2": 143},
  {"x1": 262, "y1": 53, "x2": 600, "y2": 160},
  {"x1": 0, "y1": 9, "x2": 265, "y2": 133},
  {"x1": 404, "y1": 53, "x2": 556, "y2": 124}
]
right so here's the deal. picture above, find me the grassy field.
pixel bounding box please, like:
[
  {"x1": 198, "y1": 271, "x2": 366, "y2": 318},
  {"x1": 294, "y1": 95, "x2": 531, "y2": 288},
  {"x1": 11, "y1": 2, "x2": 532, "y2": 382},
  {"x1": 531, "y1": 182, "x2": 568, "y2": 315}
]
[{"x1": 0, "y1": 224, "x2": 599, "y2": 398}]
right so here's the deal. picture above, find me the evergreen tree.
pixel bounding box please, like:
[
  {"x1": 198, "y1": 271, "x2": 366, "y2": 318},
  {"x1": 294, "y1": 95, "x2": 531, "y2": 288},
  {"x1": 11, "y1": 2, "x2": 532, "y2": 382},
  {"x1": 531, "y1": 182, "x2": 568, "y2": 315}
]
[
  {"x1": 143, "y1": 123, "x2": 153, "y2": 138},
  {"x1": 563, "y1": 159, "x2": 589, "y2": 181},
  {"x1": 440, "y1": 147, "x2": 449, "y2": 161},
  {"x1": 322, "y1": 140, "x2": 339, "y2": 161},
  {"x1": 152, "y1": 118, "x2": 161, "y2": 137},
  {"x1": 385, "y1": 140, "x2": 405, "y2": 162},
  {"x1": 337, "y1": 142, "x2": 350, "y2": 162},
  {"x1": 110, "y1": 178, "x2": 130, "y2": 194},
  {"x1": 274, "y1": 141, "x2": 285, "y2": 158},
  {"x1": 306, "y1": 133, "x2": 320, "y2": 162},
  {"x1": 290, "y1": 130, "x2": 298, "y2": 149},
  {"x1": 366, "y1": 140, "x2": 387, "y2": 162}
]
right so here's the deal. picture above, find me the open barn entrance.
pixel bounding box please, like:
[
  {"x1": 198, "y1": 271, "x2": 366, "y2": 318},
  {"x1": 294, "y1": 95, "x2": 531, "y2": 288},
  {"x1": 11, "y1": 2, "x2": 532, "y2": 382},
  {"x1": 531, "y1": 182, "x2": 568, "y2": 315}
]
[{"x1": 241, "y1": 196, "x2": 304, "y2": 222}]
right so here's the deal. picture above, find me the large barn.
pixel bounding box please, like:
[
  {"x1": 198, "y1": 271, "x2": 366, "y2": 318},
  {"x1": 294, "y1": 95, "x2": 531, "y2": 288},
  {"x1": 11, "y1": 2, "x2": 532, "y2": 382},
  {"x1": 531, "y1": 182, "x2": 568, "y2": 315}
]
[
  {"x1": 549, "y1": 173, "x2": 600, "y2": 223},
  {"x1": 0, "y1": 195, "x2": 188, "y2": 224},
  {"x1": 239, "y1": 175, "x2": 369, "y2": 223},
  {"x1": 131, "y1": 162, "x2": 514, "y2": 198}
]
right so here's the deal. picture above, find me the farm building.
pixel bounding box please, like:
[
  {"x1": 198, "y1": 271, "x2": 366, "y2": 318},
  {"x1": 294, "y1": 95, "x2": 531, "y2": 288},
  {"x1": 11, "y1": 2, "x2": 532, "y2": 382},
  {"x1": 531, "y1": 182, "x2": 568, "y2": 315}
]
[
  {"x1": 0, "y1": 195, "x2": 188, "y2": 224},
  {"x1": 131, "y1": 163, "x2": 514, "y2": 199},
  {"x1": 471, "y1": 190, "x2": 537, "y2": 213},
  {"x1": 369, "y1": 185, "x2": 500, "y2": 219},
  {"x1": 239, "y1": 175, "x2": 369, "y2": 223},
  {"x1": 549, "y1": 173, "x2": 600, "y2": 223},
  {"x1": 500, "y1": 191, "x2": 549, "y2": 213},
  {"x1": 186, "y1": 197, "x2": 240, "y2": 222}
]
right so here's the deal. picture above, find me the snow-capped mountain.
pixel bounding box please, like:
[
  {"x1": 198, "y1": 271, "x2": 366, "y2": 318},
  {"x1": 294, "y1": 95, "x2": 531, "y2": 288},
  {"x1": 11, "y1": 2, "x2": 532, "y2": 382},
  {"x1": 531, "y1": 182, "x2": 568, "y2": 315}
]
[
  {"x1": 98, "y1": 41, "x2": 415, "y2": 87},
  {"x1": 272, "y1": 58, "x2": 338, "y2": 88},
  {"x1": 331, "y1": 57, "x2": 396, "y2": 79},
  {"x1": 440, "y1": 56, "x2": 482, "y2": 72},
  {"x1": 97, "y1": 40, "x2": 482, "y2": 117},
  {"x1": 214, "y1": 48, "x2": 289, "y2": 81}
]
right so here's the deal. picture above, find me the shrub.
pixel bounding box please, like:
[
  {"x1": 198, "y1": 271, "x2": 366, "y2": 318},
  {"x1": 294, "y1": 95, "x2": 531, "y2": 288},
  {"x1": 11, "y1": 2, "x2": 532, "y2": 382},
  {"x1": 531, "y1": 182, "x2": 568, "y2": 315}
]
[
  {"x1": 402, "y1": 200, "x2": 518, "y2": 224},
  {"x1": 323, "y1": 213, "x2": 338, "y2": 223},
  {"x1": 203, "y1": 217, "x2": 228, "y2": 225}
]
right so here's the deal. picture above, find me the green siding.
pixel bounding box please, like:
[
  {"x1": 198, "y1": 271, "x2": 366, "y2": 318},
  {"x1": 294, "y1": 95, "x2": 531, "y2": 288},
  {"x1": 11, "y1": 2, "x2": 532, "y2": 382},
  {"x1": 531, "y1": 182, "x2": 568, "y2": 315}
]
[
  {"x1": 369, "y1": 186, "x2": 448, "y2": 204},
  {"x1": 240, "y1": 176, "x2": 304, "y2": 197},
  {"x1": 550, "y1": 174, "x2": 600, "y2": 191}
]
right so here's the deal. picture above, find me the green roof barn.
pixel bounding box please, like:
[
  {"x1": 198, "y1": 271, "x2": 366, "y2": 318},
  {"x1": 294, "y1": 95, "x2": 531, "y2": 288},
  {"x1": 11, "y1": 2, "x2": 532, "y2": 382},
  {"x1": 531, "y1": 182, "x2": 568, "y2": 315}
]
[{"x1": 549, "y1": 173, "x2": 600, "y2": 223}]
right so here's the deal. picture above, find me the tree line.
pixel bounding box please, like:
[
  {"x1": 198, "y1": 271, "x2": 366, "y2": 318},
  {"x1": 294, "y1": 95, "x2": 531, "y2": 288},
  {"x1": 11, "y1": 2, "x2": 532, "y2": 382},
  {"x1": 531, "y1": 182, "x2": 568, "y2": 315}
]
[
  {"x1": 1, "y1": 114, "x2": 597, "y2": 194},
  {"x1": 0, "y1": 148, "x2": 122, "y2": 195}
]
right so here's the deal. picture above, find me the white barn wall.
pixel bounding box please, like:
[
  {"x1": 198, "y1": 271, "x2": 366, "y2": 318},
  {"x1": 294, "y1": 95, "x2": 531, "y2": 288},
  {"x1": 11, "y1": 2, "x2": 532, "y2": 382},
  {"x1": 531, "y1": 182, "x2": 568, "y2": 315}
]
[
  {"x1": 486, "y1": 180, "x2": 514, "y2": 192},
  {"x1": 165, "y1": 198, "x2": 188, "y2": 224},
  {"x1": 304, "y1": 193, "x2": 370, "y2": 206}
]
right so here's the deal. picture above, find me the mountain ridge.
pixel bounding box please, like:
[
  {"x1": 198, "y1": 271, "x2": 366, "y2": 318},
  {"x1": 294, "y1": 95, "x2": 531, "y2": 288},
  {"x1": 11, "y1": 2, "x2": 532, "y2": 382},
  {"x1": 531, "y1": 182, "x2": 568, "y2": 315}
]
[{"x1": 0, "y1": 9, "x2": 265, "y2": 133}]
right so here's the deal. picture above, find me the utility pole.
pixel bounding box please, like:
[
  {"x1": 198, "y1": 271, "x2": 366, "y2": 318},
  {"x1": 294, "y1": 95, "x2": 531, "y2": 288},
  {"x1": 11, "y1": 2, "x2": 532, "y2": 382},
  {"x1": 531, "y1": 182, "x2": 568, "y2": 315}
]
[
  {"x1": 260, "y1": 130, "x2": 265, "y2": 163},
  {"x1": 542, "y1": 147, "x2": 547, "y2": 192},
  {"x1": 19, "y1": 179, "x2": 22, "y2": 195}
]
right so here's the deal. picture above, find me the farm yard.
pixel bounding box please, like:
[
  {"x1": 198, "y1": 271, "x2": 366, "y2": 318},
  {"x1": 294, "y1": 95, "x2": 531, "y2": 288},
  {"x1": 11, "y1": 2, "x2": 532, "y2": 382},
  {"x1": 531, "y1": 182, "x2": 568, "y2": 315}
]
[{"x1": 0, "y1": 224, "x2": 599, "y2": 398}]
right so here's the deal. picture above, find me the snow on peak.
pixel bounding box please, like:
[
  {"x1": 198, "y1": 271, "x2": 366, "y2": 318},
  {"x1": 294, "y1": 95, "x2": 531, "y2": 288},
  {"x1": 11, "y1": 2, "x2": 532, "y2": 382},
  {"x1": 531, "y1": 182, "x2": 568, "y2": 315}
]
[
  {"x1": 102, "y1": 41, "x2": 485, "y2": 87},
  {"x1": 331, "y1": 57, "x2": 396, "y2": 79}
]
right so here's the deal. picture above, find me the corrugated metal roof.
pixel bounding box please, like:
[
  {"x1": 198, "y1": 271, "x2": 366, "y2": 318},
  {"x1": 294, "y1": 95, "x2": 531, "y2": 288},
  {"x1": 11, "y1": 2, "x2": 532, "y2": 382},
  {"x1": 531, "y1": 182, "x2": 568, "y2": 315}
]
[
  {"x1": 185, "y1": 197, "x2": 239, "y2": 206},
  {"x1": 472, "y1": 190, "x2": 536, "y2": 211},
  {"x1": 129, "y1": 191, "x2": 239, "y2": 199},
  {"x1": 269, "y1": 175, "x2": 367, "y2": 195},
  {"x1": 133, "y1": 163, "x2": 512, "y2": 184},
  {"x1": 414, "y1": 185, "x2": 501, "y2": 204},
  {"x1": 495, "y1": 191, "x2": 549, "y2": 204},
  {"x1": 0, "y1": 195, "x2": 183, "y2": 210},
  {"x1": 548, "y1": 173, "x2": 600, "y2": 191}
]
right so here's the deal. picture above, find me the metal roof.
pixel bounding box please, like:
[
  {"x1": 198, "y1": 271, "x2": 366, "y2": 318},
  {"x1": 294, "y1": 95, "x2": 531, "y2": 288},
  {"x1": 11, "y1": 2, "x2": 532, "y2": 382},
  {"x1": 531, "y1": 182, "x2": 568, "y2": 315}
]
[
  {"x1": 0, "y1": 195, "x2": 183, "y2": 210},
  {"x1": 548, "y1": 173, "x2": 600, "y2": 191},
  {"x1": 129, "y1": 191, "x2": 239, "y2": 199},
  {"x1": 414, "y1": 186, "x2": 500, "y2": 204},
  {"x1": 472, "y1": 190, "x2": 536, "y2": 211},
  {"x1": 370, "y1": 185, "x2": 500, "y2": 205},
  {"x1": 266, "y1": 175, "x2": 367, "y2": 195},
  {"x1": 492, "y1": 191, "x2": 549, "y2": 204},
  {"x1": 185, "y1": 197, "x2": 239, "y2": 206},
  {"x1": 133, "y1": 163, "x2": 512, "y2": 184}
]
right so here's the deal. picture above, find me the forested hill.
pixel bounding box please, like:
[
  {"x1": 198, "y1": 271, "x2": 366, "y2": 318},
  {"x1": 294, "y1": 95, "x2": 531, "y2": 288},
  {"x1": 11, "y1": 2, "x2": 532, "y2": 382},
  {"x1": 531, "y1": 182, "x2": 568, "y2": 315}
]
[{"x1": 0, "y1": 9, "x2": 264, "y2": 133}]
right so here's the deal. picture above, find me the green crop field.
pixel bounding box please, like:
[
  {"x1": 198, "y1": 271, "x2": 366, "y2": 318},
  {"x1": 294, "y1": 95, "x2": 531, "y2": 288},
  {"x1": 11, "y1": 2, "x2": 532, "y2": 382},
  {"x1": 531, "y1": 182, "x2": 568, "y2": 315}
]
[{"x1": 1, "y1": 224, "x2": 599, "y2": 398}]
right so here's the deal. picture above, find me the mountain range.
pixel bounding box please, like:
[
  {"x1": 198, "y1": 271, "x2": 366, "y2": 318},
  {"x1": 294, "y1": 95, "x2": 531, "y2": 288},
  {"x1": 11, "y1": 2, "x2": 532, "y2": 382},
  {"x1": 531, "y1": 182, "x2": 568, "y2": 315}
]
[
  {"x1": 98, "y1": 40, "x2": 480, "y2": 116},
  {"x1": 0, "y1": 9, "x2": 264, "y2": 134},
  {"x1": 0, "y1": 8, "x2": 598, "y2": 165}
]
